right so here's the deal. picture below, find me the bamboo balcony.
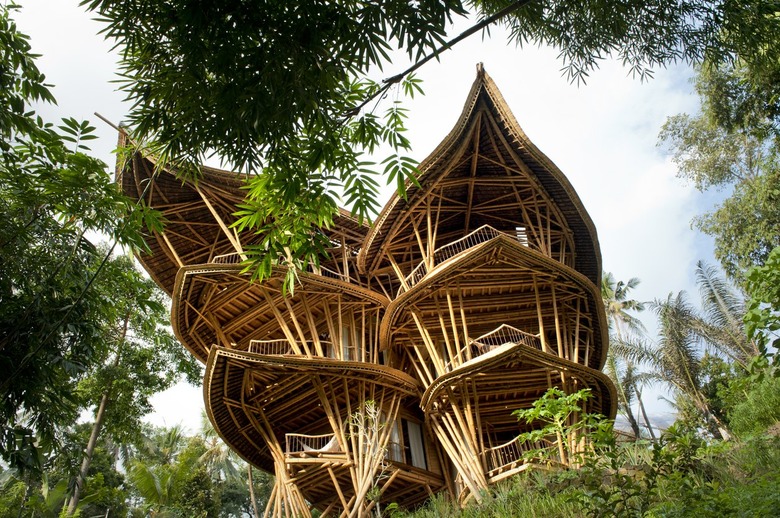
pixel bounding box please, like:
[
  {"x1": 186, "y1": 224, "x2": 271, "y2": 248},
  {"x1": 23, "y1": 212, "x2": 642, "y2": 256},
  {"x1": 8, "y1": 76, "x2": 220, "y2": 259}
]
[
  {"x1": 405, "y1": 224, "x2": 525, "y2": 287},
  {"x1": 286, "y1": 433, "x2": 343, "y2": 455},
  {"x1": 444, "y1": 324, "x2": 542, "y2": 372},
  {"x1": 471, "y1": 324, "x2": 542, "y2": 352},
  {"x1": 247, "y1": 339, "x2": 334, "y2": 356},
  {"x1": 212, "y1": 252, "x2": 243, "y2": 264},
  {"x1": 481, "y1": 437, "x2": 555, "y2": 482},
  {"x1": 309, "y1": 264, "x2": 351, "y2": 283},
  {"x1": 212, "y1": 252, "x2": 352, "y2": 282}
]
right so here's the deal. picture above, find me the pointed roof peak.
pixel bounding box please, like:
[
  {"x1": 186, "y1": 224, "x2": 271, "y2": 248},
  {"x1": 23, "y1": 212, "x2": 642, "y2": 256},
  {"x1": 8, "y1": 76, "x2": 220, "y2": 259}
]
[{"x1": 359, "y1": 66, "x2": 602, "y2": 285}]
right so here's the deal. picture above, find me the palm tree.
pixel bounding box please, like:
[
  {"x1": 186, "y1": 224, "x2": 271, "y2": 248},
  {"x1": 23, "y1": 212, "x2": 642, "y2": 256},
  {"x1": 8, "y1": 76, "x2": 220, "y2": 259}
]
[
  {"x1": 127, "y1": 460, "x2": 179, "y2": 518},
  {"x1": 605, "y1": 353, "x2": 641, "y2": 437},
  {"x1": 601, "y1": 273, "x2": 646, "y2": 339},
  {"x1": 601, "y1": 272, "x2": 655, "y2": 438},
  {"x1": 693, "y1": 261, "x2": 759, "y2": 367},
  {"x1": 200, "y1": 412, "x2": 264, "y2": 518},
  {"x1": 619, "y1": 292, "x2": 731, "y2": 440},
  {"x1": 199, "y1": 412, "x2": 240, "y2": 482}
]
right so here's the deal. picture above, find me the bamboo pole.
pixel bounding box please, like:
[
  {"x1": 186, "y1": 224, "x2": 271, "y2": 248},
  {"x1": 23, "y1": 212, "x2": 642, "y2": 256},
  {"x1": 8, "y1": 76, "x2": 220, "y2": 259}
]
[
  {"x1": 551, "y1": 283, "x2": 564, "y2": 359},
  {"x1": 435, "y1": 294, "x2": 457, "y2": 370},
  {"x1": 457, "y1": 283, "x2": 472, "y2": 361},
  {"x1": 283, "y1": 295, "x2": 312, "y2": 357},
  {"x1": 387, "y1": 253, "x2": 410, "y2": 292},
  {"x1": 195, "y1": 184, "x2": 246, "y2": 258},
  {"x1": 327, "y1": 467, "x2": 350, "y2": 512},
  {"x1": 532, "y1": 274, "x2": 548, "y2": 354},
  {"x1": 301, "y1": 293, "x2": 325, "y2": 357},
  {"x1": 410, "y1": 310, "x2": 446, "y2": 376},
  {"x1": 445, "y1": 291, "x2": 462, "y2": 367},
  {"x1": 463, "y1": 112, "x2": 482, "y2": 232},
  {"x1": 260, "y1": 288, "x2": 303, "y2": 355}
]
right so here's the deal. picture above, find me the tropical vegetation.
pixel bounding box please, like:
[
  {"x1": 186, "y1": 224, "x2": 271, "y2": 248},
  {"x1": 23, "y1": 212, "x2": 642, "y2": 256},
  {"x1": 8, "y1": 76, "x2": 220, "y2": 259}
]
[{"x1": 1, "y1": 0, "x2": 780, "y2": 516}]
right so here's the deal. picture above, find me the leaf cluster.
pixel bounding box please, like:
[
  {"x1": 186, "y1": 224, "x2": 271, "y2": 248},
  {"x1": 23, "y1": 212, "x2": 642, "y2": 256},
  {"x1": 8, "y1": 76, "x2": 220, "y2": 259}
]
[
  {"x1": 81, "y1": 0, "x2": 780, "y2": 287},
  {"x1": 744, "y1": 245, "x2": 780, "y2": 356},
  {"x1": 0, "y1": 3, "x2": 167, "y2": 474},
  {"x1": 659, "y1": 63, "x2": 780, "y2": 281},
  {"x1": 484, "y1": 0, "x2": 780, "y2": 84}
]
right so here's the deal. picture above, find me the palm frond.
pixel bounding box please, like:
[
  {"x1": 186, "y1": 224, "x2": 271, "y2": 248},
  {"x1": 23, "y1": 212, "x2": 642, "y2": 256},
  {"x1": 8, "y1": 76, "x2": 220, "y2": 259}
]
[{"x1": 695, "y1": 261, "x2": 758, "y2": 363}]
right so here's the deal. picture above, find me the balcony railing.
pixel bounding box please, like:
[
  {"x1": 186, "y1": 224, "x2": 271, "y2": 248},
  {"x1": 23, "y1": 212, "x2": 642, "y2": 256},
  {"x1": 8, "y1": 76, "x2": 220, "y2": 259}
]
[
  {"x1": 247, "y1": 339, "x2": 333, "y2": 356},
  {"x1": 405, "y1": 225, "x2": 518, "y2": 287},
  {"x1": 212, "y1": 252, "x2": 243, "y2": 264},
  {"x1": 481, "y1": 437, "x2": 553, "y2": 474},
  {"x1": 286, "y1": 433, "x2": 343, "y2": 455},
  {"x1": 443, "y1": 324, "x2": 542, "y2": 372},
  {"x1": 471, "y1": 324, "x2": 542, "y2": 352}
]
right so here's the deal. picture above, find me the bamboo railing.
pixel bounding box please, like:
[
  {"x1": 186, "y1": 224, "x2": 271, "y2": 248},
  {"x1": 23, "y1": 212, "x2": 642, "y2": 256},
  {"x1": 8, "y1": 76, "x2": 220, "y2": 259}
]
[
  {"x1": 212, "y1": 252, "x2": 242, "y2": 264},
  {"x1": 471, "y1": 324, "x2": 542, "y2": 352},
  {"x1": 247, "y1": 339, "x2": 334, "y2": 356},
  {"x1": 213, "y1": 252, "x2": 352, "y2": 283},
  {"x1": 443, "y1": 324, "x2": 542, "y2": 372},
  {"x1": 308, "y1": 264, "x2": 351, "y2": 282},
  {"x1": 480, "y1": 437, "x2": 552, "y2": 474},
  {"x1": 285, "y1": 433, "x2": 343, "y2": 455},
  {"x1": 406, "y1": 225, "x2": 511, "y2": 287}
]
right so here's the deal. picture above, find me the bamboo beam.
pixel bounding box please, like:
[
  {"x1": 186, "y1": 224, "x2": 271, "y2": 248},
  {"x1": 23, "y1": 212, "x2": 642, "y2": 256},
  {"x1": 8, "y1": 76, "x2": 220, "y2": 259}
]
[
  {"x1": 445, "y1": 291, "x2": 462, "y2": 367},
  {"x1": 160, "y1": 232, "x2": 185, "y2": 267},
  {"x1": 464, "y1": 112, "x2": 482, "y2": 231},
  {"x1": 260, "y1": 288, "x2": 303, "y2": 355},
  {"x1": 195, "y1": 184, "x2": 246, "y2": 258},
  {"x1": 327, "y1": 467, "x2": 350, "y2": 512},
  {"x1": 551, "y1": 283, "x2": 564, "y2": 359},
  {"x1": 532, "y1": 274, "x2": 548, "y2": 354}
]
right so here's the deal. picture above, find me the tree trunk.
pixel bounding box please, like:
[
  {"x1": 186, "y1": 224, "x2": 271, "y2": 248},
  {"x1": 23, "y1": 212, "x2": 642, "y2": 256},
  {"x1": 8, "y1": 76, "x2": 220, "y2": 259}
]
[
  {"x1": 623, "y1": 397, "x2": 642, "y2": 438},
  {"x1": 608, "y1": 353, "x2": 641, "y2": 438},
  {"x1": 65, "y1": 311, "x2": 130, "y2": 516},
  {"x1": 636, "y1": 388, "x2": 656, "y2": 440},
  {"x1": 65, "y1": 390, "x2": 110, "y2": 516},
  {"x1": 610, "y1": 321, "x2": 643, "y2": 439},
  {"x1": 247, "y1": 464, "x2": 260, "y2": 518}
]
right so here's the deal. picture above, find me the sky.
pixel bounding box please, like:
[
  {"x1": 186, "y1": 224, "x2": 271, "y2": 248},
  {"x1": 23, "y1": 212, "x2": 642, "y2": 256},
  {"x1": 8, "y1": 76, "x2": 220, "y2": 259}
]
[{"x1": 15, "y1": 1, "x2": 720, "y2": 432}]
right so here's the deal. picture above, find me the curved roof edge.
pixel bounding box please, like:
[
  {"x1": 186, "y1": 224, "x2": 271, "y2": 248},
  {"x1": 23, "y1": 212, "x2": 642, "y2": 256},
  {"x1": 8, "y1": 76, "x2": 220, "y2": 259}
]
[
  {"x1": 116, "y1": 132, "x2": 371, "y2": 295},
  {"x1": 171, "y1": 264, "x2": 391, "y2": 363},
  {"x1": 420, "y1": 341, "x2": 617, "y2": 419},
  {"x1": 378, "y1": 235, "x2": 610, "y2": 371}
]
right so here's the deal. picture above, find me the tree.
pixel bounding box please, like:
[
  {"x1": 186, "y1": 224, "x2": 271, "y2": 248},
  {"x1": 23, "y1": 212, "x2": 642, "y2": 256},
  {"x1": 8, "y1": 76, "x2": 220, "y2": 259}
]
[
  {"x1": 513, "y1": 388, "x2": 610, "y2": 467},
  {"x1": 0, "y1": 423, "x2": 128, "y2": 518},
  {"x1": 601, "y1": 273, "x2": 654, "y2": 439},
  {"x1": 82, "y1": 0, "x2": 780, "y2": 285},
  {"x1": 615, "y1": 263, "x2": 759, "y2": 440},
  {"x1": 199, "y1": 412, "x2": 272, "y2": 518},
  {"x1": 125, "y1": 426, "x2": 189, "y2": 517},
  {"x1": 347, "y1": 400, "x2": 393, "y2": 517},
  {"x1": 0, "y1": 3, "x2": 159, "y2": 472},
  {"x1": 693, "y1": 261, "x2": 759, "y2": 367},
  {"x1": 65, "y1": 254, "x2": 201, "y2": 515},
  {"x1": 659, "y1": 63, "x2": 780, "y2": 282},
  {"x1": 126, "y1": 427, "x2": 236, "y2": 518},
  {"x1": 651, "y1": 292, "x2": 729, "y2": 439},
  {"x1": 744, "y1": 245, "x2": 780, "y2": 357}
]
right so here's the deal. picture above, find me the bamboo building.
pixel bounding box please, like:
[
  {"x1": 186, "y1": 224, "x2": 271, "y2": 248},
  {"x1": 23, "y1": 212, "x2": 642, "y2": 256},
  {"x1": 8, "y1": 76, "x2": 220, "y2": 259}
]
[{"x1": 119, "y1": 65, "x2": 616, "y2": 517}]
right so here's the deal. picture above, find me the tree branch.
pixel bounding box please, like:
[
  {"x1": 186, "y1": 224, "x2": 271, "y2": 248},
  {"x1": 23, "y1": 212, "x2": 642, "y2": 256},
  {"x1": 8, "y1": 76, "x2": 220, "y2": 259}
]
[{"x1": 347, "y1": 0, "x2": 535, "y2": 117}]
